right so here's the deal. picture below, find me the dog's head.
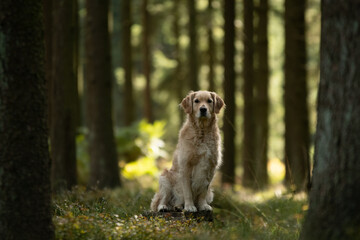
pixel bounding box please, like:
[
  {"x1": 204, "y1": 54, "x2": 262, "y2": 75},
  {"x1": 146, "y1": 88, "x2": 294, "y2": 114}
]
[{"x1": 181, "y1": 91, "x2": 225, "y2": 119}]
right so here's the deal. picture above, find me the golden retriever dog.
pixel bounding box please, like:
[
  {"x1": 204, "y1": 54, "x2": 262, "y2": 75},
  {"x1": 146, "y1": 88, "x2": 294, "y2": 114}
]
[{"x1": 151, "y1": 90, "x2": 225, "y2": 212}]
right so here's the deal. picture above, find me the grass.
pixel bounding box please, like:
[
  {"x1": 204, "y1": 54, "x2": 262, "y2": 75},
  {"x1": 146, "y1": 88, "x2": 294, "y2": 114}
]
[{"x1": 53, "y1": 185, "x2": 307, "y2": 240}]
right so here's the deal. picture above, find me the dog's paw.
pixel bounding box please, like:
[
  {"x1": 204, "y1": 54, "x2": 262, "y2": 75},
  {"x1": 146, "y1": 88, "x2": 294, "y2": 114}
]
[
  {"x1": 199, "y1": 204, "x2": 212, "y2": 212},
  {"x1": 184, "y1": 205, "x2": 197, "y2": 212},
  {"x1": 158, "y1": 204, "x2": 169, "y2": 212}
]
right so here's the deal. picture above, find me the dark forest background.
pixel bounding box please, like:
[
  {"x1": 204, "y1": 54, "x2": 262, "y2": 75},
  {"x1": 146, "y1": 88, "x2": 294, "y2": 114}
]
[
  {"x1": 46, "y1": 0, "x2": 321, "y2": 191},
  {"x1": 1, "y1": 0, "x2": 359, "y2": 239}
]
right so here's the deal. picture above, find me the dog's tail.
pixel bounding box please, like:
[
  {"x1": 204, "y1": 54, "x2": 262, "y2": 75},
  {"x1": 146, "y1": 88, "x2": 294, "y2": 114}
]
[{"x1": 150, "y1": 193, "x2": 161, "y2": 212}]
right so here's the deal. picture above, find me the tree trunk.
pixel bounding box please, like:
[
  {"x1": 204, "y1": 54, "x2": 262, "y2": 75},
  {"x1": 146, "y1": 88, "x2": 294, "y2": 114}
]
[
  {"x1": 173, "y1": 0, "x2": 184, "y2": 125},
  {"x1": 111, "y1": 0, "x2": 123, "y2": 127},
  {"x1": 242, "y1": 0, "x2": 256, "y2": 188},
  {"x1": 50, "y1": 0, "x2": 78, "y2": 191},
  {"x1": 142, "y1": 0, "x2": 153, "y2": 123},
  {"x1": 73, "y1": 0, "x2": 81, "y2": 129},
  {"x1": 300, "y1": 1, "x2": 360, "y2": 239},
  {"x1": 0, "y1": 0, "x2": 54, "y2": 238},
  {"x1": 221, "y1": 0, "x2": 236, "y2": 186},
  {"x1": 284, "y1": 0, "x2": 310, "y2": 191},
  {"x1": 188, "y1": 0, "x2": 199, "y2": 91},
  {"x1": 85, "y1": 0, "x2": 121, "y2": 189},
  {"x1": 122, "y1": 0, "x2": 135, "y2": 126},
  {"x1": 207, "y1": 0, "x2": 215, "y2": 92},
  {"x1": 254, "y1": 0, "x2": 269, "y2": 188},
  {"x1": 43, "y1": 0, "x2": 52, "y2": 129}
]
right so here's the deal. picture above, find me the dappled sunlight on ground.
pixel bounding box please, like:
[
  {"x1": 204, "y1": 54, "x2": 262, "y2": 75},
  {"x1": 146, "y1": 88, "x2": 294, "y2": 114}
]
[{"x1": 53, "y1": 185, "x2": 307, "y2": 240}]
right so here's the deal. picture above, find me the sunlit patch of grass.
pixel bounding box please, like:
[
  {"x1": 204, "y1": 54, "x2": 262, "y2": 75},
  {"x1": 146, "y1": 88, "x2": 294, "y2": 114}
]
[{"x1": 53, "y1": 186, "x2": 307, "y2": 240}]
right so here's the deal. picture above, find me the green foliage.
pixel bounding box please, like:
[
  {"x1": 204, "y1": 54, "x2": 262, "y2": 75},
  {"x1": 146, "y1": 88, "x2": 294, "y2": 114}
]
[
  {"x1": 118, "y1": 120, "x2": 167, "y2": 181},
  {"x1": 53, "y1": 187, "x2": 307, "y2": 240},
  {"x1": 76, "y1": 120, "x2": 168, "y2": 185}
]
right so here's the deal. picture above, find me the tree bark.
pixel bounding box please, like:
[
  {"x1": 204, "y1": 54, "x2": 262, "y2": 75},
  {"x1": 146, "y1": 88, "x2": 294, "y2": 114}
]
[
  {"x1": 254, "y1": 0, "x2": 269, "y2": 188},
  {"x1": 221, "y1": 0, "x2": 236, "y2": 186},
  {"x1": 300, "y1": 1, "x2": 360, "y2": 239},
  {"x1": 50, "y1": 0, "x2": 78, "y2": 191},
  {"x1": 242, "y1": 0, "x2": 256, "y2": 188},
  {"x1": 188, "y1": 0, "x2": 199, "y2": 91},
  {"x1": 142, "y1": 0, "x2": 153, "y2": 123},
  {"x1": 85, "y1": 0, "x2": 121, "y2": 189},
  {"x1": 122, "y1": 0, "x2": 135, "y2": 126},
  {"x1": 0, "y1": 0, "x2": 54, "y2": 238},
  {"x1": 284, "y1": 0, "x2": 310, "y2": 191}
]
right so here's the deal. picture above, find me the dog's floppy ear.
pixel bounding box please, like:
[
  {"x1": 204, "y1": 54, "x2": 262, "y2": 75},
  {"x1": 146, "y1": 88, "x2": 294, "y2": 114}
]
[
  {"x1": 211, "y1": 92, "x2": 225, "y2": 114},
  {"x1": 180, "y1": 91, "x2": 195, "y2": 114}
]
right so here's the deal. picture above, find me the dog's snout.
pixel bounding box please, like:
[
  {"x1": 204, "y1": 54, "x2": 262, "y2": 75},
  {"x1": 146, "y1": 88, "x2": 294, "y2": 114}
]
[
  {"x1": 200, "y1": 106, "x2": 207, "y2": 113},
  {"x1": 200, "y1": 106, "x2": 207, "y2": 117}
]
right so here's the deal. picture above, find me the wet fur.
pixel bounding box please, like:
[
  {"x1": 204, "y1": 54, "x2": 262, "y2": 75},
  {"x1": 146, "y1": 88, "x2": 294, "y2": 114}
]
[{"x1": 151, "y1": 91, "x2": 225, "y2": 212}]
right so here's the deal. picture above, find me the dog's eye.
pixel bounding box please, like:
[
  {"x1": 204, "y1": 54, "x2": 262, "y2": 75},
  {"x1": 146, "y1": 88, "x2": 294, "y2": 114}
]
[
  {"x1": 194, "y1": 99, "x2": 200, "y2": 103},
  {"x1": 207, "y1": 99, "x2": 213, "y2": 103}
]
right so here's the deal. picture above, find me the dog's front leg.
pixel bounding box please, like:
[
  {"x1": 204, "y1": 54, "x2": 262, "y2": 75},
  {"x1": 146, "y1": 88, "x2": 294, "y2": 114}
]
[{"x1": 181, "y1": 167, "x2": 197, "y2": 212}]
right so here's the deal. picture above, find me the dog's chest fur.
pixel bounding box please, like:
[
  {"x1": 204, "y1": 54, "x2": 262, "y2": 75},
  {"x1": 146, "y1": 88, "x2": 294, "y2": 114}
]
[
  {"x1": 190, "y1": 132, "x2": 218, "y2": 168},
  {"x1": 175, "y1": 117, "x2": 221, "y2": 179}
]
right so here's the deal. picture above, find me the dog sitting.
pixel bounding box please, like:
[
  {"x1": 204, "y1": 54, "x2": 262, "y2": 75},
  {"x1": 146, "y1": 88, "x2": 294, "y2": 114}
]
[{"x1": 151, "y1": 90, "x2": 225, "y2": 212}]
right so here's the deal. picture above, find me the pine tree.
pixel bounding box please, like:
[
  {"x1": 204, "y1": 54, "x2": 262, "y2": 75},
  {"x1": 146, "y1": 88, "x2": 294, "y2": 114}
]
[
  {"x1": 50, "y1": 0, "x2": 78, "y2": 191},
  {"x1": 221, "y1": 0, "x2": 236, "y2": 186},
  {"x1": 284, "y1": 0, "x2": 310, "y2": 191},
  {"x1": 85, "y1": 0, "x2": 121, "y2": 188},
  {"x1": 300, "y1": 1, "x2": 360, "y2": 239},
  {"x1": 0, "y1": 0, "x2": 54, "y2": 238},
  {"x1": 242, "y1": 0, "x2": 256, "y2": 188}
]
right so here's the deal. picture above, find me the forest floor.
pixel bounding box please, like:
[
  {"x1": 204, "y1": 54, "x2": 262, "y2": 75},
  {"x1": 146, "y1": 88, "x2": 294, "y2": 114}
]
[{"x1": 53, "y1": 185, "x2": 307, "y2": 240}]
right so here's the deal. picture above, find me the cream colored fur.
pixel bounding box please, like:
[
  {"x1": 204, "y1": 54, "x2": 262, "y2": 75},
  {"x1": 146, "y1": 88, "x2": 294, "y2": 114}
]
[{"x1": 151, "y1": 91, "x2": 225, "y2": 212}]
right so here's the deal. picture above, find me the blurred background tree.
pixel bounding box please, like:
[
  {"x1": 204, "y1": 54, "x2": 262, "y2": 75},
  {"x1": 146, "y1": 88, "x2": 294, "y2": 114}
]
[
  {"x1": 85, "y1": 0, "x2": 121, "y2": 188},
  {"x1": 221, "y1": 0, "x2": 236, "y2": 187},
  {"x1": 39, "y1": 0, "x2": 321, "y2": 191},
  {"x1": 121, "y1": 0, "x2": 135, "y2": 126},
  {"x1": 242, "y1": 0, "x2": 256, "y2": 188},
  {"x1": 50, "y1": 0, "x2": 78, "y2": 191},
  {"x1": 284, "y1": 0, "x2": 310, "y2": 192},
  {"x1": 254, "y1": 0, "x2": 270, "y2": 189}
]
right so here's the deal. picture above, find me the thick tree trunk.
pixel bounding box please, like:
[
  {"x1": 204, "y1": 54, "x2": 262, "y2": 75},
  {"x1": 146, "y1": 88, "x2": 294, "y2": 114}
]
[
  {"x1": 284, "y1": 0, "x2": 310, "y2": 191},
  {"x1": 85, "y1": 0, "x2": 121, "y2": 189},
  {"x1": 300, "y1": 1, "x2": 360, "y2": 239},
  {"x1": 188, "y1": 0, "x2": 199, "y2": 91},
  {"x1": 221, "y1": 0, "x2": 236, "y2": 186},
  {"x1": 242, "y1": 0, "x2": 256, "y2": 188},
  {"x1": 254, "y1": 0, "x2": 269, "y2": 188},
  {"x1": 142, "y1": 0, "x2": 153, "y2": 123},
  {"x1": 0, "y1": 1, "x2": 54, "y2": 238},
  {"x1": 51, "y1": 0, "x2": 78, "y2": 191},
  {"x1": 122, "y1": 0, "x2": 134, "y2": 126}
]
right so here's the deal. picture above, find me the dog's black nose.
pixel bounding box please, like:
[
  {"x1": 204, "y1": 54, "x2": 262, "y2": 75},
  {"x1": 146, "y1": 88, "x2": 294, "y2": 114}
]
[{"x1": 200, "y1": 106, "x2": 207, "y2": 115}]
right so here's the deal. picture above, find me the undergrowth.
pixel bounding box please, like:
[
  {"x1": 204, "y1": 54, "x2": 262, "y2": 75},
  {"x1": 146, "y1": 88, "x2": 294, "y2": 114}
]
[{"x1": 53, "y1": 186, "x2": 307, "y2": 240}]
